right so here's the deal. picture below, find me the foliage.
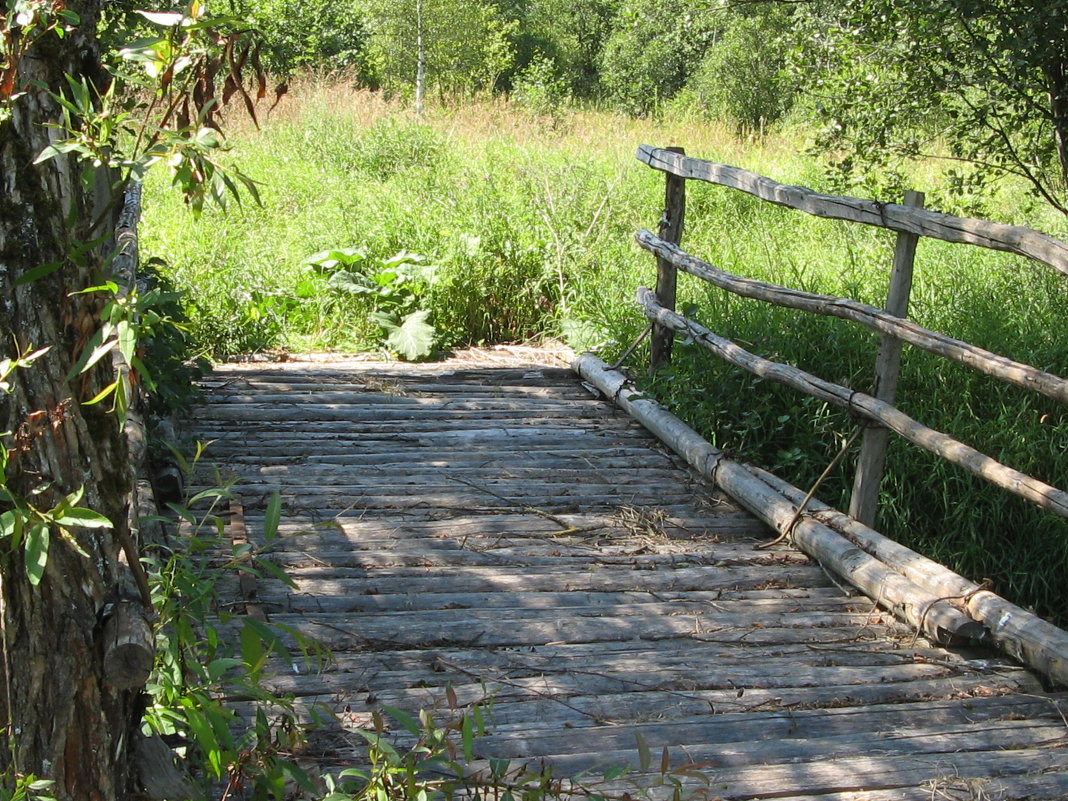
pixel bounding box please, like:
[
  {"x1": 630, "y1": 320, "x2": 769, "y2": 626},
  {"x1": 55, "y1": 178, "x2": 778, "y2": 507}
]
[
  {"x1": 518, "y1": 0, "x2": 618, "y2": 97},
  {"x1": 366, "y1": 0, "x2": 518, "y2": 99},
  {"x1": 144, "y1": 447, "x2": 325, "y2": 798},
  {"x1": 32, "y1": 2, "x2": 269, "y2": 214},
  {"x1": 598, "y1": 0, "x2": 717, "y2": 116},
  {"x1": 790, "y1": 0, "x2": 1068, "y2": 214},
  {"x1": 674, "y1": 6, "x2": 798, "y2": 134},
  {"x1": 511, "y1": 54, "x2": 571, "y2": 122},
  {"x1": 0, "y1": 0, "x2": 80, "y2": 124},
  {"x1": 227, "y1": 0, "x2": 374, "y2": 79},
  {"x1": 300, "y1": 248, "x2": 439, "y2": 360}
]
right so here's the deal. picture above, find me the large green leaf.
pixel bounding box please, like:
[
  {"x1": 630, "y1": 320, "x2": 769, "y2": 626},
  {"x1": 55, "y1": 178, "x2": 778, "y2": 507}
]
[
  {"x1": 326, "y1": 270, "x2": 376, "y2": 295},
  {"x1": 379, "y1": 310, "x2": 436, "y2": 361}
]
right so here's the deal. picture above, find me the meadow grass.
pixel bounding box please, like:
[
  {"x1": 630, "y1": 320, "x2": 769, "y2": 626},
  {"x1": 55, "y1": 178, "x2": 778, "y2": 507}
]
[{"x1": 141, "y1": 79, "x2": 1068, "y2": 627}]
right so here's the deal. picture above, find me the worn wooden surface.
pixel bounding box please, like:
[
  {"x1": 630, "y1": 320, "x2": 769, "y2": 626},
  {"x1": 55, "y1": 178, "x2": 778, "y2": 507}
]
[
  {"x1": 635, "y1": 229, "x2": 1068, "y2": 404},
  {"x1": 637, "y1": 145, "x2": 1068, "y2": 275},
  {"x1": 186, "y1": 355, "x2": 1068, "y2": 800}
]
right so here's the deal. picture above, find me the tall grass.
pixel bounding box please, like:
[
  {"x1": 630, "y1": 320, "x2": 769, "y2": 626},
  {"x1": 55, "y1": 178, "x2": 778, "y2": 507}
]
[{"x1": 141, "y1": 79, "x2": 1068, "y2": 627}]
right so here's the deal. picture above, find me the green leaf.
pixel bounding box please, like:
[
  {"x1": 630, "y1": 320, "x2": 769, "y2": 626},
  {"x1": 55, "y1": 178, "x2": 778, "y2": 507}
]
[
  {"x1": 263, "y1": 491, "x2": 282, "y2": 542},
  {"x1": 0, "y1": 510, "x2": 20, "y2": 543},
  {"x1": 381, "y1": 705, "x2": 422, "y2": 737},
  {"x1": 254, "y1": 556, "x2": 297, "y2": 589},
  {"x1": 33, "y1": 140, "x2": 85, "y2": 164},
  {"x1": 636, "y1": 731, "x2": 651, "y2": 772},
  {"x1": 179, "y1": 700, "x2": 223, "y2": 778},
  {"x1": 25, "y1": 523, "x2": 50, "y2": 586},
  {"x1": 239, "y1": 622, "x2": 267, "y2": 676},
  {"x1": 83, "y1": 378, "x2": 119, "y2": 406},
  {"x1": 461, "y1": 713, "x2": 475, "y2": 761},
  {"x1": 326, "y1": 270, "x2": 375, "y2": 295},
  {"x1": 383, "y1": 310, "x2": 436, "y2": 361},
  {"x1": 15, "y1": 261, "x2": 63, "y2": 286},
  {"x1": 52, "y1": 507, "x2": 113, "y2": 529},
  {"x1": 70, "y1": 335, "x2": 117, "y2": 379},
  {"x1": 116, "y1": 319, "x2": 136, "y2": 365},
  {"x1": 136, "y1": 10, "x2": 185, "y2": 26}
]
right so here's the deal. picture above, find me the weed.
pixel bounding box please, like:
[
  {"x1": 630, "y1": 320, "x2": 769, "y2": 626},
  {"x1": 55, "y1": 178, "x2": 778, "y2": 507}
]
[{"x1": 143, "y1": 444, "x2": 326, "y2": 798}]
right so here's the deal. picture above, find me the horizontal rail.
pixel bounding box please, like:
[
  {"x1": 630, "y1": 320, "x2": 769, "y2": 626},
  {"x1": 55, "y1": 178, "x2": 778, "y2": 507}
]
[
  {"x1": 576, "y1": 353, "x2": 1068, "y2": 685},
  {"x1": 572, "y1": 354, "x2": 985, "y2": 647},
  {"x1": 637, "y1": 145, "x2": 1068, "y2": 276},
  {"x1": 636, "y1": 229, "x2": 1068, "y2": 403},
  {"x1": 637, "y1": 287, "x2": 1068, "y2": 520}
]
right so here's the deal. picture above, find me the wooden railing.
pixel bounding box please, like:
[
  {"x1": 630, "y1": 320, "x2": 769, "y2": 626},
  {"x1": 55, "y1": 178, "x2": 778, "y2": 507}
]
[{"x1": 636, "y1": 144, "x2": 1068, "y2": 528}]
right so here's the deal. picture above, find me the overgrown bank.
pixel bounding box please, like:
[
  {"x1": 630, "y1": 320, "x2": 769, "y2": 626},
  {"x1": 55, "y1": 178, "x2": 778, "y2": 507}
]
[{"x1": 142, "y1": 83, "x2": 1068, "y2": 627}]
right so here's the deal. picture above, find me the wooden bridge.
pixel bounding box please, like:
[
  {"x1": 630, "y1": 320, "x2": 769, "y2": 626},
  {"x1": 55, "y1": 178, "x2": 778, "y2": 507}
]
[{"x1": 186, "y1": 349, "x2": 1068, "y2": 801}]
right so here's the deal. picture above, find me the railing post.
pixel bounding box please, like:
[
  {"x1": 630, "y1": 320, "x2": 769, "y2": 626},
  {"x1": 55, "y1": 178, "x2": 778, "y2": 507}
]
[
  {"x1": 649, "y1": 146, "x2": 686, "y2": 372},
  {"x1": 849, "y1": 189, "x2": 926, "y2": 526}
]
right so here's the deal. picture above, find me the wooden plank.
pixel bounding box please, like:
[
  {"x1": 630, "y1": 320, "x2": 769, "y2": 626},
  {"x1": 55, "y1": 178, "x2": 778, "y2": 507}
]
[
  {"x1": 637, "y1": 145, "x2": 1068, "y2": 275},
  {"x1": 243, "y1": 562, "x2": 835, "y2": 595},
  {"x1": 231, "y1": 671, "x2": 1043, "y2": 733},
  {"x1": 589, "y1": 746, "x2": 1067, "y2": 800},
  {"x1": 636, "y1": 288, "x2": 1068, "y2": 520},
  {"x1": 573, "y1": 355, "x2": 984, "y2": 645},
  {"x1": 635, "y1": 229, "x2": 1068, "y2": 403},
  {"x1": 256, "y1": 613, "x2": 907, "y2": 653},
  {"x1": 468, "y1": 691, "x2": 1068, "y2": 753}
]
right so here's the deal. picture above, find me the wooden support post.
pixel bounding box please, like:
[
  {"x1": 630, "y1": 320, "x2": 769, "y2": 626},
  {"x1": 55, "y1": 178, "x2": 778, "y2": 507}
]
[
  {"x1": 850, "y1": 190, "x2": 925, "y2": 526},
  {"x1": 649, "y1": 146, "x2": 686, "y2": 372}
]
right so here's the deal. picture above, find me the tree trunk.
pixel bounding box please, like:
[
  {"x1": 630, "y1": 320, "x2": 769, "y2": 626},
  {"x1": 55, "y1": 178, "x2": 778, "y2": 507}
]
[
  {"x1": 0, "y1": 3, "x2": 142, "y2": 798},
  {"x1": 1045, "y1": 58, "x2": 1068, "y2": 196}
]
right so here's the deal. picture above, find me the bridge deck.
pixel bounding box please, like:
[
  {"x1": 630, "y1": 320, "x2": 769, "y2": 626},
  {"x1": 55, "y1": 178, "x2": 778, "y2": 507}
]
[{"x1": 186, "y1": 354, "x2": 1068, "y2": 800}]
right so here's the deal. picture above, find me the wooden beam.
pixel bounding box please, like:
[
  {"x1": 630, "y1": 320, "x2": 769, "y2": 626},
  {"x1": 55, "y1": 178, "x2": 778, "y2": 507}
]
[
  {"x1": 649, "y1": 146, "x2": 686, "y2": 372},
  {"x1": 634, "y1": 230, "x2": 1068, "y2": 403},
  {"x1": 751, "y1": 464, "x2": 1068, "y2": 687},
  {"x1": 637, "y1": 145, "x2": 1068, "y2": 275},
  {"x1": 571, "y1": 353, "x2": 983, "y2": 646},
  {"x1": 102, "y1": 599, "x2": 154, "y2": 690},
  {"x1": 637, "y1": 287, "x2": 1068, "y2": 520},
  {"x1": 850, "y1": 189, "x2": 925, "y2": 525},
  {"x1": 573, "y1": 352, "x2": 1068, "y2": 687}
]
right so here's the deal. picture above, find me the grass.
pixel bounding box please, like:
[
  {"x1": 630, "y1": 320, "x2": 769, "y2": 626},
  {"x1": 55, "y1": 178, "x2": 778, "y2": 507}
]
[{"x1": 141, "y1": 78, "x2": 1068, "y2": 628}]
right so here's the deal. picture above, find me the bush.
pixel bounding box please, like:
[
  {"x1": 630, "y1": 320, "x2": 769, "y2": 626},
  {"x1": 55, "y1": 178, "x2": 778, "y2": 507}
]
[{"x1": 673, "y1": 10, "x2": 798, "y2": 134}]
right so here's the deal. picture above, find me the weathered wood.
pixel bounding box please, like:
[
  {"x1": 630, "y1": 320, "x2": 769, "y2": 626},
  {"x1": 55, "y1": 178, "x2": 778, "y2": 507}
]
[
  {"x1": 262, "y1": 658, "x2": 956, "y2": 700},
  {"x1": 190, "y1": 358, "x2": 1068, "y2": 798},
  {"x1": 850, "y1": 191, "x2": 924, "y2": 525},
  {"x1": 635, "y1": 230, "x2": 1068, "y2": 403},
  {"x1": 133, "y1": 731, "x2": 196, "y2": 801},
  {"x1": 743, "y1": 462, "x2": 1068, "y2": 687},
  {"x1": 101, "y1": 600, "x2": 154, "y2": 690},
  {"x1": 573, "y1": 354, "x2": 983, "y2": 645},
  {"x1": 593, "y1": 746, "x2": 1066, "y2": 800},
  {"x1": 636, "y1": 288, "x2": 1068, "y2": 520},
  {"x1": 637, "y1": 145, "x2": 1068, "y2": 275},
  {"x1": 650, "y1": 146, "x2": 686, "y2": 371},
  {"x1": 242, "y1": 562, "x2": 834, "y2": 595},
  {"x1": 233, "y1": 671, "x2": 1042, "y2": 732}
]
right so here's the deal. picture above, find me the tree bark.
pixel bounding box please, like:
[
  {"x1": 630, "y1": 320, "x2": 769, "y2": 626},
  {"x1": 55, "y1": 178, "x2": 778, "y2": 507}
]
[{"x1": 0, "y1": 3, "x2": 142, "y2": 798}]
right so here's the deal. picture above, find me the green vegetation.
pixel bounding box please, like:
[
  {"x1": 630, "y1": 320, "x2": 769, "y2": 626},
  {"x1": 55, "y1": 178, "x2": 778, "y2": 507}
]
[{"x1": 142, "y1": 82, "x2": 1068, "y2": 628}]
